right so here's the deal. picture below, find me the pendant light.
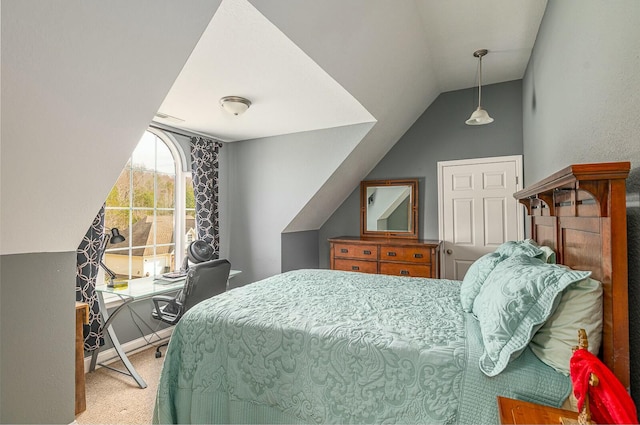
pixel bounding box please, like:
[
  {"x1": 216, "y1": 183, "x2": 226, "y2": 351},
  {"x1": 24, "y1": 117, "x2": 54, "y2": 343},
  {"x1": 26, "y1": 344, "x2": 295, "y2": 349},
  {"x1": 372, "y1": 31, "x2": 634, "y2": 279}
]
[{"x1": 465, "y1": 49, "x2": 494, "y2": 125}]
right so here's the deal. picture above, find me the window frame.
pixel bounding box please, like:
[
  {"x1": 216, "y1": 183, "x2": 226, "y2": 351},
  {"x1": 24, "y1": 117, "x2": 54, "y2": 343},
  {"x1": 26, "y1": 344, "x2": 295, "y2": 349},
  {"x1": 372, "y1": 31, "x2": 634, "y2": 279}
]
[{"x1": 102, "y1": 127, "x2": 191, "y2": 282}]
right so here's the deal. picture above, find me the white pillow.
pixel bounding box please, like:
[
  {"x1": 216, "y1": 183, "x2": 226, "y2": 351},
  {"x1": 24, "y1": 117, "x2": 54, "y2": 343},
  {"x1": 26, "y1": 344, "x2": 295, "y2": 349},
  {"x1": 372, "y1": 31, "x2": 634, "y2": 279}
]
[
  {"x1": 537, "y1": 246, "x2": 557, "y2": 264},
  {"x1": 529, "y1": 277, "x2": 603, "y2": 374}
]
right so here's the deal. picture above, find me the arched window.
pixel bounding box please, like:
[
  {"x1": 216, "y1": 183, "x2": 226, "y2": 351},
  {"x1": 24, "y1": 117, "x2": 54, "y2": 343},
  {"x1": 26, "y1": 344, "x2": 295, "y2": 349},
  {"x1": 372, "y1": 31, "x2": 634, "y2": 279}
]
[{"x1": 102, "y1": 129, "x2": 194, "y2": 280}]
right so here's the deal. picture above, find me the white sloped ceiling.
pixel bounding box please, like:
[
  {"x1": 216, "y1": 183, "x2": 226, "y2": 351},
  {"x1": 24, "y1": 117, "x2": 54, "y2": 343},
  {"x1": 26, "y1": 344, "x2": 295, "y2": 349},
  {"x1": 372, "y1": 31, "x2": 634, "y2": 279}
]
[{"x1": 0, "y1": 0, "x2": 222, "y2": 255}]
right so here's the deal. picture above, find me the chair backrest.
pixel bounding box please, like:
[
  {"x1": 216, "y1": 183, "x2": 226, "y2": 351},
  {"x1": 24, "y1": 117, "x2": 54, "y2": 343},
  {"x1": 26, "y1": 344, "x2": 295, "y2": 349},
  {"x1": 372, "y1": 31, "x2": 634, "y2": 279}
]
[{"x1": 179, "y1": 259, "x2": 231, "y2": 312}]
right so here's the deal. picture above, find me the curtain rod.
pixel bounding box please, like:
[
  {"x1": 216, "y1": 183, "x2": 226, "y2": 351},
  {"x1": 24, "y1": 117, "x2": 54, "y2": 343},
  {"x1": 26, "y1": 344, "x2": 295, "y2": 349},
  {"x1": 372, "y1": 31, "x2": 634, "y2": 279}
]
[{"x1": 149, "y1": 121, "x2": 225, "y2": 142}]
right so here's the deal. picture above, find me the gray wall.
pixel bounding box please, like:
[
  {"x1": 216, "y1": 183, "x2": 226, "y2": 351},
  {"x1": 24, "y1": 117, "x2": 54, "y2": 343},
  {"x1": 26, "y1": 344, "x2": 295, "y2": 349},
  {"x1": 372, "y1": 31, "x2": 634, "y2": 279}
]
[
  {"x1": 522, "y1": 0, "x2": 640, "y2": 401},
  {"x1": 226, "y1": 123, "x2": 370, "y2": 288},
  {"x1": 0, "y1": 252, "x2": 76, "y2": 424},
  {"x1": 281, "y1": 231, "x2": 320, "y2": 272},
  {"x1": 0, "y1": 253, "x2": 171, "y2": 424},
  {"x1": 317, "y1": 80, "x2": 525, "y2": 268}
]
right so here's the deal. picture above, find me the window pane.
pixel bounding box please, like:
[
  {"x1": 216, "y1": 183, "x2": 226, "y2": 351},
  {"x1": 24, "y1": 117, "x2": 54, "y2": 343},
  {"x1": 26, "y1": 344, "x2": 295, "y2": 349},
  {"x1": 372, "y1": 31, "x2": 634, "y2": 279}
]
[
  {"x1": 185, "y1": 175, "x2": 195, "y2": 209},
  {"x1": 130, "y1": 208, "x2": 153, "y2": 279},
  {"x1": 132, "y1": 132, "x2": 157, "y2": 168},
  {"x1": 129, "y1": 209, "x2": 154, "y2": 248},
  {"x1": 185, "y1": 210, "x2": 196, "y2": 257},
  {"x1": 105, "y1": 208, "x2": 129, "y2": 235},
  {"x1": 132, "y1": 134, "x2": 156, "y2": 208},
  {"x1": 185, "y1": 174, "x2": 196, "y2": 256},
  {"x1": 157, "y1": 173, "x2": 175, "y2": 208},
  {"x1": 156, "y1": 139, "x2": 175, "y2": 175},
  {"x1": 132, "y1": 167, "x2": 155, "y2": 208},
  {"x1": 156, "y1": 140, "x2": 175, "y2": 208},
  {"x1": 106, "y1": 160, "x2": 131, "y2": 208},
  {"x1": 157, "y1": 210, "x2": 176, "y2": 273},
  {"x1": 103, "y1": 248, "x2": 129, "y2": 283}
]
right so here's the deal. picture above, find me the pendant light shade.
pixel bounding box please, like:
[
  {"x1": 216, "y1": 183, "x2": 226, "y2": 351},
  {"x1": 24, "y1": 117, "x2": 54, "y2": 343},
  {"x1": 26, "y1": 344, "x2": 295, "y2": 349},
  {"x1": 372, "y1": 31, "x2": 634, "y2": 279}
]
[
  {"x1": 466, "y1": 49, "x2": 494, "y2": 126},
  {"x1": 466, "y1": 107, "x2": 493, "y2": 125}
]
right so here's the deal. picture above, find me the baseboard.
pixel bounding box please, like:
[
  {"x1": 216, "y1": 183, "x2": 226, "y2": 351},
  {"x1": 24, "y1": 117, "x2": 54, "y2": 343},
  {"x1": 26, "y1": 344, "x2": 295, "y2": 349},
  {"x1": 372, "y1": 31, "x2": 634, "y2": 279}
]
[{"x1": 83, "y1": 326, "x2": 174, "y2": 372}]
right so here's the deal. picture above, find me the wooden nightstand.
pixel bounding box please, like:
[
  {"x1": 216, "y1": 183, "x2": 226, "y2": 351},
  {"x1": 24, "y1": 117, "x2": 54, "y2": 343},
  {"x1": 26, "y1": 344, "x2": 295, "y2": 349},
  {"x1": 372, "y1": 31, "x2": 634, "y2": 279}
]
[
  {"x1": 75, "y1": 302, "x2": 89, "y2": 415},
  {"x1": 497, "y1": 396, "x2": 579, "y2": 425}
]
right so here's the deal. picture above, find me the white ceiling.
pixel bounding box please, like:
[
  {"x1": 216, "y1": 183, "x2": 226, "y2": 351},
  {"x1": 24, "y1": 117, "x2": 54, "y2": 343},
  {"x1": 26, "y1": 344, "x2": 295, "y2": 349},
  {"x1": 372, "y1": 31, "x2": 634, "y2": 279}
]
[{"x1": 154, "y1": 0, "x2": 547, "y2": 142}]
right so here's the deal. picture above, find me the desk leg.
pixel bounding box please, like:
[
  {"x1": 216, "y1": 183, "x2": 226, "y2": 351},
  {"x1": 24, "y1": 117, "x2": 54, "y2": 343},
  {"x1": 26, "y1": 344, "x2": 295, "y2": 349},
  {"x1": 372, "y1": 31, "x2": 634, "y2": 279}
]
[{"x1": 89, "y1": 292, "x2": 148, "y2": 389}]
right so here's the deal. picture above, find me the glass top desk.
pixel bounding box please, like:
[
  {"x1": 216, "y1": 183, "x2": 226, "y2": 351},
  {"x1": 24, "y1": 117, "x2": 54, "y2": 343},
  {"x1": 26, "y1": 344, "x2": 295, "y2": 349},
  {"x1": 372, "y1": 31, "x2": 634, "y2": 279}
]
[{"x1": 89, "y1": 270, "x2": 241, "y2": 388}]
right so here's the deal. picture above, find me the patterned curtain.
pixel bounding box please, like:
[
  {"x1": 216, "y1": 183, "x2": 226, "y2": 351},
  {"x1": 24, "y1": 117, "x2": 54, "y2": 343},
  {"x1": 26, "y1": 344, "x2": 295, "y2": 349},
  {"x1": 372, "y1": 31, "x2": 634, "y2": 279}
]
[
  {"x1": 76, "y1": 204, "x2": 107, "y2": 350},
  {"x1": 191, "y1": 136, "x2": 222, "y2": 257}
]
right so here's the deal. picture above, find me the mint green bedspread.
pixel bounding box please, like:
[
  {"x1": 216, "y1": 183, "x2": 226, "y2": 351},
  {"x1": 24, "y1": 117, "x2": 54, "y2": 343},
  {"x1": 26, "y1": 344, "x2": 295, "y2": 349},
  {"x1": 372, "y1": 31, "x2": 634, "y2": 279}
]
[{"x1": 153, "y1": 269, "x2": 570, "y2": 424}]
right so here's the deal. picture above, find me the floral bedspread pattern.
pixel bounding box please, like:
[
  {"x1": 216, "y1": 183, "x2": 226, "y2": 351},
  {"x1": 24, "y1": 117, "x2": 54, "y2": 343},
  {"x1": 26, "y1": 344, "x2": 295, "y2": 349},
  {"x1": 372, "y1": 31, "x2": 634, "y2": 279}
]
[
  {"x1": 153, "y1": 269, "x2": 570, "y2": 424},
  {"x1": 155, "y1": 269, "x2": 466, "y2": 424}
]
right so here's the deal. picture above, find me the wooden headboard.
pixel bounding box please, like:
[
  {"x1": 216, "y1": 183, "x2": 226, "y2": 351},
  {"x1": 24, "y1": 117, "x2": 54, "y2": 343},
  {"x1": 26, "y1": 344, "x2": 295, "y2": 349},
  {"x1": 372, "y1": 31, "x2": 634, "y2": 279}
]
[{"x1": 514, "y1": 162, "x2": 630, "y2": 391}]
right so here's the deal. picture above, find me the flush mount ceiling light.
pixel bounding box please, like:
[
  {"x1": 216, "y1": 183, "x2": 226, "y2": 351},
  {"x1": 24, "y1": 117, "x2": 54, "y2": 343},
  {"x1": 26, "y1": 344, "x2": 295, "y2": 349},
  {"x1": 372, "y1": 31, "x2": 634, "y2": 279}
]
[
  {"x1": 220, "y1": 96, "x2": 251, "y2": 116},
  {"x1": 465, "y1": 49, "x2": 494, "y2": 126}
]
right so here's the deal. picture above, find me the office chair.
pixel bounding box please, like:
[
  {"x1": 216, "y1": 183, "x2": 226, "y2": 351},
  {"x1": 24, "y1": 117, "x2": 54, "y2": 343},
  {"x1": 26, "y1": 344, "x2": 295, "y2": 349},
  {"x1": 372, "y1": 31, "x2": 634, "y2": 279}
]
[{"x1": 151, "y1": 258, "x2": 231, "y2": 358}]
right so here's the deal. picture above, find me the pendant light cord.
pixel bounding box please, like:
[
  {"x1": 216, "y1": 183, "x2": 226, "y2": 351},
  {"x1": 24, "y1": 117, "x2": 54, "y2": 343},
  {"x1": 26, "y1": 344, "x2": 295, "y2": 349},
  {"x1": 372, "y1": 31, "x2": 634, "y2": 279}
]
[
  {"x1": 465, "y1": 49, "x2": 493, "y2": 125},
  {"x1": 477, "y1": 54, "x2": 483, "y2": 109}
]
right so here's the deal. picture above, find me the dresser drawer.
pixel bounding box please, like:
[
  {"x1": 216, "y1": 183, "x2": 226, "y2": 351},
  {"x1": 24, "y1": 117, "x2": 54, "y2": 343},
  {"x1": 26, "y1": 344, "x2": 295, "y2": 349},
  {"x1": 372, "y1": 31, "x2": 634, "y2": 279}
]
[
  {"x1": 379, "y1": 245, "x2": 433, "y2": 264},
  {"x1": 334, "y1": 259, "x2": 378, "y2": 274},
  {"x1": 333, "y1": 243, "x2": 378, "y2": 260},
  {"x1": 379, "y1": 262, "x2": 431, "y2": 278},
  {"x1": 329, "y1": 237, "x2": 440, "y2": 279}
]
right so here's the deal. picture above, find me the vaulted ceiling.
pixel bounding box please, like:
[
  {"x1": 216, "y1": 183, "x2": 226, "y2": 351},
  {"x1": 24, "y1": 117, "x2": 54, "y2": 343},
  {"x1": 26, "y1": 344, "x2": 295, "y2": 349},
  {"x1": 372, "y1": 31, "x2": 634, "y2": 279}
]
[
  {"x1": 1, "y1": 0, "x2": 547, "y2": 255},
  {"x1": 155, "y1": 0, "x2": 547, "y2": 142}
]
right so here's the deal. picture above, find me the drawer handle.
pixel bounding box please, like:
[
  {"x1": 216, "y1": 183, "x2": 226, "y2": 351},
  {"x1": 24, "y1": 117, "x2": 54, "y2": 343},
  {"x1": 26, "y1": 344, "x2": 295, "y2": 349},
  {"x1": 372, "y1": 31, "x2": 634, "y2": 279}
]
[
  {"x1": 400, "y1": 270, "x2": 410, "y2": 275},
  {"x1": 387, "y1": 251, "x2": 397, "y2": 256},
  {"x1": 413, "y1": 253, "x2": 423, "y2": 258},
  {"x1": 340, "y1": 248, "x2": 348, "y2": 253},
  {"x1": 363, "y1": 250, "x2": 372, "y2": 255},
  {"x1": 352, "y1": 265, "x2": 360, "y2": 271}
]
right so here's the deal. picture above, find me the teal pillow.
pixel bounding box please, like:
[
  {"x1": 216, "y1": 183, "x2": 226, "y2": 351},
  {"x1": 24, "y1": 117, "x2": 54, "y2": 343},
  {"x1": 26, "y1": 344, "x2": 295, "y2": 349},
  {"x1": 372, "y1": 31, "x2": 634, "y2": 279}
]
[
  {"x1": 460, "y1": 240, "x2": 548, "y2": 313},
  {"x1": 460, "y1": 252, "x2": 505, "y2": 312},
  {"x1": 472, "y1": 255, "x2": 591, "y2": 376},
  {"x1": 495, "y1": 239, "x2": 544, "y2": 258}
]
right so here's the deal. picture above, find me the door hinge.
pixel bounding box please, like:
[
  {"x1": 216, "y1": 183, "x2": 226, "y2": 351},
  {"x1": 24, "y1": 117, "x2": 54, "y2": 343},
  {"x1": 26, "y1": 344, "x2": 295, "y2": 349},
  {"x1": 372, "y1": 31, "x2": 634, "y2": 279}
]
[{"x1": 516, "y1": 176, "x2": 519, "y2": 185}]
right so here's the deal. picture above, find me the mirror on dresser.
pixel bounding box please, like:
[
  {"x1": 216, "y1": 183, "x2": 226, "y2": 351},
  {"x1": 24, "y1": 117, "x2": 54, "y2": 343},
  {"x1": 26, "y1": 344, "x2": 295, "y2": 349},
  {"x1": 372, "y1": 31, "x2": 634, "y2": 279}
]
[
  {"x1": 329, "y1": 177, "x2": 440, "y2": 278},
  {"x1": 360, "y1": 179, "x2": 418, "y2": 239}
]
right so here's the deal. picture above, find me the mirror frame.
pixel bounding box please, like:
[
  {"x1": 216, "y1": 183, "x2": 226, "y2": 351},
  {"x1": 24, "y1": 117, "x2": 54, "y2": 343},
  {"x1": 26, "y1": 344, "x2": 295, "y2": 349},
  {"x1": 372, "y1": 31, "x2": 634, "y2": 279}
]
[{"x1": 360, "y1": 178, "x2": 419, "y2": 239}]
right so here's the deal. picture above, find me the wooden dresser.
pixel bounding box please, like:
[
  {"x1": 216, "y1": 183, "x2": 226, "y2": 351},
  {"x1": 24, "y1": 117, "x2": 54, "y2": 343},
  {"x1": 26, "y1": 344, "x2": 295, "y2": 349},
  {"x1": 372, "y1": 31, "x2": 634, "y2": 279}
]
[{"x1": 329, "y1": 236, "x2": 441, "y2": 278}]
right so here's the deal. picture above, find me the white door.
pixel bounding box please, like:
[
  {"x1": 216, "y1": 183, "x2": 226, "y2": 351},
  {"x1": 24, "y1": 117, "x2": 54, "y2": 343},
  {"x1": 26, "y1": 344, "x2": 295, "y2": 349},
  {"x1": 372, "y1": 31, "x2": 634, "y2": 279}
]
[{"x1": 438, "y1": 155, "x2": 523, "y2": 280}]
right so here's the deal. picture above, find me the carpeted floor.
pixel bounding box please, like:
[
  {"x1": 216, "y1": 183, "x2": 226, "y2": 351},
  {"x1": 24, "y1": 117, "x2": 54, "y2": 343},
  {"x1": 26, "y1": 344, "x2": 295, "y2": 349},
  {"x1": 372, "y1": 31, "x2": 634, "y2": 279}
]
[{"x1": 76, "y1": 347, "x2": 165, "y2": 425}]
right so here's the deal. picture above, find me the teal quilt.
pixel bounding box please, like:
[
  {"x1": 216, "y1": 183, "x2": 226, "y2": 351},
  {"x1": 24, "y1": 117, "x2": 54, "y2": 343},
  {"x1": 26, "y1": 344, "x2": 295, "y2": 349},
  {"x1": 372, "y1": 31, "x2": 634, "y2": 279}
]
[{"x1": 153, "y1": 269, "x2": 570, "y2": 424}]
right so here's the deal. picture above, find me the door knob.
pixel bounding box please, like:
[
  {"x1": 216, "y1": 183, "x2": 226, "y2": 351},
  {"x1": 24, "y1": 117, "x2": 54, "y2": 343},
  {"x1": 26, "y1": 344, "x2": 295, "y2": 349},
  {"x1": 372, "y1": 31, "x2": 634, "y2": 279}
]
[{"x1": 446, "y1": 249, "x2": 453, "y2": 255}]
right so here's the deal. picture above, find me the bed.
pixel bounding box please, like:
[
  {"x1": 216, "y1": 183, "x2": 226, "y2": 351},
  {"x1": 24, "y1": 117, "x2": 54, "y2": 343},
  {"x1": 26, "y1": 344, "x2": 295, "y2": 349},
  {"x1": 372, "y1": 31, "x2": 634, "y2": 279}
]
[{"x1": 153, "y1": 162, "x2": 630, "y2": 424}]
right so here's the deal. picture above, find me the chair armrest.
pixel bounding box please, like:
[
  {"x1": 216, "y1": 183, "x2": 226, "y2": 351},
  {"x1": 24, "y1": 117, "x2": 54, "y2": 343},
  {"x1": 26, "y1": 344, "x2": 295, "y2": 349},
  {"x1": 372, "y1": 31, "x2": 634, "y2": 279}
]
[
  {"x1": 152, "y1": 296, "x2": 183, "y2": 322},
  {"x1": 152, "y1": 295, "x2": 177, "y2": 303}
]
